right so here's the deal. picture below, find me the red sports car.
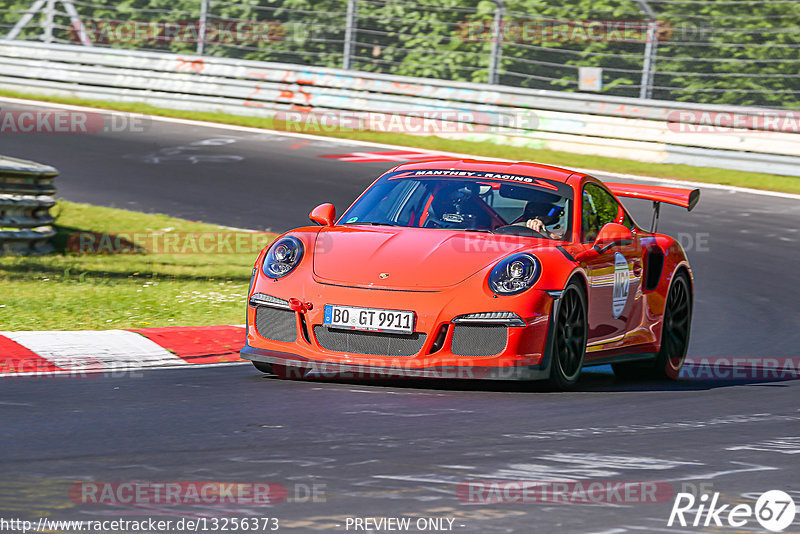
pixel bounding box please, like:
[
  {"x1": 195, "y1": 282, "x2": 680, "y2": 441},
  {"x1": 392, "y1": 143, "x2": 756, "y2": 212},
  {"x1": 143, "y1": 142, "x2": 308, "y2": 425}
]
[{"x1": 241, "y1": 159, "x2": 699, "y2": 389}]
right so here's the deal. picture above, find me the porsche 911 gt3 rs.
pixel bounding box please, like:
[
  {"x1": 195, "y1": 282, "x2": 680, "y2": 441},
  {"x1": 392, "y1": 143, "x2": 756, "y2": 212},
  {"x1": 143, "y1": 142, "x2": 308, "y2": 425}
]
[{"x1": 241, "y1": 159, "x2": 699, "y2": 389}]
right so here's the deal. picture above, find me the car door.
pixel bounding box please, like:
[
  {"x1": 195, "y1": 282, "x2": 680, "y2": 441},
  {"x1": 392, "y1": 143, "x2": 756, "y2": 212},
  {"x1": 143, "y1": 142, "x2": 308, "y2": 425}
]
[{"x1": 579, "y1": 183, "x2": 644, "y2": 357}]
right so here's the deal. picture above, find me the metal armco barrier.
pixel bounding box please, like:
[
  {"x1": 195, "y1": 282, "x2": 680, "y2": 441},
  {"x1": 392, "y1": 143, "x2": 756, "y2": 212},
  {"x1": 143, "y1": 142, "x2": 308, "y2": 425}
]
[
  {"x1": 1, "y1": 41, "x2": 799, "y2": 177},
  {"x1": 0, "y1": 155, "x2": 57, "y2": 255}
]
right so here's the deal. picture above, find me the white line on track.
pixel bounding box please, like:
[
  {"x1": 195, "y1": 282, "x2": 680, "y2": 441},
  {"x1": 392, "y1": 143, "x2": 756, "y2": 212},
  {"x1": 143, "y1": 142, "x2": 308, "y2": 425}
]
[{"x1": 2, "y1": 95, "x2": 799, "y2": 202}]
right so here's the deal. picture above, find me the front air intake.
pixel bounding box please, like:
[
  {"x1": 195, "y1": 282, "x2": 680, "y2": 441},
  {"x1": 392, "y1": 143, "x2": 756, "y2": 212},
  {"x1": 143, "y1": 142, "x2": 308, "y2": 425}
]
[
  {"x1": 451, "y1": 324, "x2": 508, "y2": 356},
  {"x1": 255, "y1": 306, "x2": 297, "y2": 342}
]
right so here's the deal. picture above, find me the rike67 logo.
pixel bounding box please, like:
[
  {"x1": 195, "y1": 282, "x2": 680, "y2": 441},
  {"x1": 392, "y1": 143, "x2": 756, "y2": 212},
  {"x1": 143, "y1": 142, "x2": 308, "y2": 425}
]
[{"x1": 668, "y1": 490, "x2": 796, "y2": 532}]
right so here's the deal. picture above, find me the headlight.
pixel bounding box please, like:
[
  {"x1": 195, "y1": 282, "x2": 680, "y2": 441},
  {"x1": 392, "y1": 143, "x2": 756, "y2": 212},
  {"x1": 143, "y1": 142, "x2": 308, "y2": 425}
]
[
  {"x1": 263, "y1": 236, "x2": 304, "y2": 279},
  {"x1": 488, "y1": 253, "x2": 540, "y2": 295}
]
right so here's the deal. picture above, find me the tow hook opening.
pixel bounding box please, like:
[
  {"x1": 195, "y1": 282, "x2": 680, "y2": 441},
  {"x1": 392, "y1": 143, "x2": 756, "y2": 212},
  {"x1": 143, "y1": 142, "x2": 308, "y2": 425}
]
[{"x1": 289, "y1": 298, "x2": 313, "y2": 313}]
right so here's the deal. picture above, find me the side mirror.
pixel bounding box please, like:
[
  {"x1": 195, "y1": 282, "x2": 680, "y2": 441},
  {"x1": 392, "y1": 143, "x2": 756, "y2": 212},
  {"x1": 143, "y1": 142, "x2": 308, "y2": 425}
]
[
  {"x1": 575, "y1": 223, "x2": 633, "y2": 262},
  {"x1": 309, "y1": 203, "x2": 336, "y2": 226},
  {"x1": 592, "y1": 223, "x2": 633, "y2": 254}
]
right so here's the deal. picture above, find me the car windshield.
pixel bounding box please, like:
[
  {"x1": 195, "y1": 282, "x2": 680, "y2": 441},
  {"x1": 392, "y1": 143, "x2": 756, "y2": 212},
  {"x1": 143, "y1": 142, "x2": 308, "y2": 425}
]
[{"x1": 340, "y1": 171, "x2": 573, "y2": 239}]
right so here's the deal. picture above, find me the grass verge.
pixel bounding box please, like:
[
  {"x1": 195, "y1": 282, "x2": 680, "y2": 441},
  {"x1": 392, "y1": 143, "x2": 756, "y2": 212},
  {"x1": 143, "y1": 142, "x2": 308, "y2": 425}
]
[
  {"x1": 2, "y1": 89, "x2": 799, "y2": 195},
  {"x1": 0, "y1": 201, "x2": 275, "y2": 330}
]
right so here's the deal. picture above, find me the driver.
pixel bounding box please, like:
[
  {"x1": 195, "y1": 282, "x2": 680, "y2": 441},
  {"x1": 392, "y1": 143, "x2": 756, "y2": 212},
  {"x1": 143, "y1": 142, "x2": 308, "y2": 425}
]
[{"x1": 520, "y1": 201, "x2": 564, "y2": 239}]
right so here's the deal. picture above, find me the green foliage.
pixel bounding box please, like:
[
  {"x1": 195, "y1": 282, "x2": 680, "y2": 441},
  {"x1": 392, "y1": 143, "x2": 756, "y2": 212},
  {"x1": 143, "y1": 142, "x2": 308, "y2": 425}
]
[
  {"x1": 0, "y1": 0, "x2": 797, "y2": 107},
  {"x1": 0, "y1": 201, "x2": 276, "y2": 330}
]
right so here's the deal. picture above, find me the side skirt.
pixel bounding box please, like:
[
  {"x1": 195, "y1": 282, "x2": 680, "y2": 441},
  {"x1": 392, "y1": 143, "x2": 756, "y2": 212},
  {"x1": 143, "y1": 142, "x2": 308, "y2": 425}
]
[{"x1": 583, "y1": 352, "x2": 657, "y2": 367}]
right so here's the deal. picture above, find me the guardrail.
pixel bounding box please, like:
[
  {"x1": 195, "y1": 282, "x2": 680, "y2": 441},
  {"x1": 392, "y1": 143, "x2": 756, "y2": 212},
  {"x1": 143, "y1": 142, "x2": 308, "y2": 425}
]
[
  {"x1": 1, "y1": 40, "x2": 799, "y2": 177},
  {"x1": 0, "y1": 155, "x2": 57, "y2": 255}
]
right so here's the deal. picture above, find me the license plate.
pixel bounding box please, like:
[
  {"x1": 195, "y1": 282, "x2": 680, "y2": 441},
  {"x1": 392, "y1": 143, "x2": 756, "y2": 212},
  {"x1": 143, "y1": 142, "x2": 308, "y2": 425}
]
[{"x1": 323, "y1": 305, "x2": 415, "y2": 334}]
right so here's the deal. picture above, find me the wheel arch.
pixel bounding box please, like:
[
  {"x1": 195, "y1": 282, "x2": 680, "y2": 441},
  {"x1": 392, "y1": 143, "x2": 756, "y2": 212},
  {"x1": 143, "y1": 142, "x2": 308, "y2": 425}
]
[
  {"x1": 648, "y1": 233, "x2": 693, "y2": 310},
  {"x1": 673, "y1": 263, "x2": 693, "y2": 299},
  {"x1": 567, "y1": 269, "x2": 588, "y2": 294}
]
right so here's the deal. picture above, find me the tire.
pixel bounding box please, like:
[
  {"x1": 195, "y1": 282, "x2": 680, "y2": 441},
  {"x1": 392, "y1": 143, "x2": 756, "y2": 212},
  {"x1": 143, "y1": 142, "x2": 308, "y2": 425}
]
[
  {"x1": 612, "y1": 271, "x2": 692, "y2": 381},
  {"x1": 653, "y1": 272, "x2": 692, "y2": 379},
  {"x1": 251, "y1": 361, "x2": 273, "y2": 374},
  {"x1": 271, "y1": 363, "x2": 311, "y2": 379},
  {"x1": 548, "y1": 280, "x2": 588, "y2": 390}
]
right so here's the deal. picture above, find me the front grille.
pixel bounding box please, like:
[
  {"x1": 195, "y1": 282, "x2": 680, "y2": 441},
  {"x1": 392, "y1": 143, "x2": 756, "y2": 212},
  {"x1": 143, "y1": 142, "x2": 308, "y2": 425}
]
[
  {"x1": 451, "y1": 325, "x2": 508, "y2": 356},
  {"x1": 314, "y1": 326, "x2": 426, "y2": 357},
  {"x1": 255, "y1": 306, "x2": 297, "y2": 342}
]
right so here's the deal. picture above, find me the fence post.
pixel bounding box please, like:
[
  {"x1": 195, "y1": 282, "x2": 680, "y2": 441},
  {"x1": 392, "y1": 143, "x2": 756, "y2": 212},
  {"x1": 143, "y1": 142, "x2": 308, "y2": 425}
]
[
  {"x1": 43, "y1": 0, "x2": 55, "y2": 44},
  {"x1": 343, "y1": 0, "x2": 357, "y2": 70},
  {"x1": 488, "y1": 0, "x2": 505, "y2": 84},
  {"x1": 635, "y1": 0, "x2": 658, "y2": 99},
  {"x1": 197, "y1": 0, "x2": 209, "y2": 55},
  {"x1": 640, "y1": 21, "x2": 658, "y2": 99},
  {"x1": 6, "y1": 0, "x2": 46, "y2": 40}
]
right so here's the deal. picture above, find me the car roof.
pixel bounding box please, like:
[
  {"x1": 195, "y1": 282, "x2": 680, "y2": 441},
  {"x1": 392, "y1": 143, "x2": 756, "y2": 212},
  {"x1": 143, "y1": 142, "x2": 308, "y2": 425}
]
[{"x1": 388, "y1": 158, "x2": 582, "y2": 183}]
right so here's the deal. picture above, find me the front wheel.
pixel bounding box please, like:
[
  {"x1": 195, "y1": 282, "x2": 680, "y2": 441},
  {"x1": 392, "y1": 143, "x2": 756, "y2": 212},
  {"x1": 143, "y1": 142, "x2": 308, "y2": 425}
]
[
  {"x1": 548, "y1": 281, "x2": 588, "y2": 390},
  {"x1": 252, "y1": 362, "x2": 310, "y2": 379},
  {"x1": 252, "y1": 361, "x2": 273, "y2": 374}
]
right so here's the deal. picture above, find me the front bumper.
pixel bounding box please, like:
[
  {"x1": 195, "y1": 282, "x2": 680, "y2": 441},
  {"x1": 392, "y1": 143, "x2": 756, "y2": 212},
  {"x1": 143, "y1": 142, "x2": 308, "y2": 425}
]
[
  {"x1": 242, "y1": 272, "x2": 558, "y2": 381},
  {"x1": 241, "y1": 344, "x2": 551, "y2": 380}
]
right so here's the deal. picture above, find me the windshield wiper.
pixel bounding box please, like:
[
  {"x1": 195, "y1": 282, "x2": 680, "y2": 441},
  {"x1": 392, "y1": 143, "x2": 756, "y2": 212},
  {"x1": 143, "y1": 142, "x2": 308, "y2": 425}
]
[{"x1": 346, "y1": 221, "x2": 403, "y2": 227}]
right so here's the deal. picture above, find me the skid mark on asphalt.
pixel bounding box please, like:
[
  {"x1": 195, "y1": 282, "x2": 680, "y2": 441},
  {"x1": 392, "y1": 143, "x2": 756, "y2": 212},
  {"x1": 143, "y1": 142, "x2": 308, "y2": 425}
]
[
  {"x1": 502, "y1": 411, "x2": 800, "y2": 441},
  {"x1": 537, "y1": 454, "x2": 702, "y2": 471},
  {"x1": 726, "y1": 436, "x2": 800, "y2": 454},
  {"x1": 123, "y1": 137, "x2": 244, "y2": 164},
  {"x1": 342, "y1": 408, "x2": 474, "y2": 417}
]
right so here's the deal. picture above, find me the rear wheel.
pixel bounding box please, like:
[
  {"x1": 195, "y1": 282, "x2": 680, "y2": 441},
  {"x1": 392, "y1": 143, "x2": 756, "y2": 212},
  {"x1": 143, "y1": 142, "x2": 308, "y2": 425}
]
[
  {"x1": 654, "y1": 272, "x2": 692, "y2": 379},
  {"x1": 612, "y1": 271, "x2": 692, "y2": 380},
  {"x1": 548, "y1": 281, "x2": 588, "y2": 390}
]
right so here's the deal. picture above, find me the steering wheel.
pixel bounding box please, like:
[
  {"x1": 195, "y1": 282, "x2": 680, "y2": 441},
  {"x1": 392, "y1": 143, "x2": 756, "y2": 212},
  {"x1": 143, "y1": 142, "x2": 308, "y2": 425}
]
[
  {"x1": 424, "y1": 213, "x2": 448, "y2": 228},
  {"x1": 492, "y1": 224, "x2": 548, "y2": 238}
]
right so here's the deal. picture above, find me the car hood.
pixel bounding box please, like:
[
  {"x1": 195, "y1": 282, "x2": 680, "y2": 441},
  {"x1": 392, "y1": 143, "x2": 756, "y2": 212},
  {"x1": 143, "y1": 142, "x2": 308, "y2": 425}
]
[{"x1": 312, "y1": 226, "x2": 543, "y2": 290}]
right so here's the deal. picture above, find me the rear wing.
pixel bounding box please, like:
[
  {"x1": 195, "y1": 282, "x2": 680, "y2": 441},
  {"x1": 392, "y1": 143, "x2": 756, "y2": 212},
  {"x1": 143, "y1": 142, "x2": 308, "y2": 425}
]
[
  {"x1": 605, "y1": 182, "x2": 700, "y2": 233},
  {"x1": 605, "y1": 182, "x2": 700, "y2": 212}
]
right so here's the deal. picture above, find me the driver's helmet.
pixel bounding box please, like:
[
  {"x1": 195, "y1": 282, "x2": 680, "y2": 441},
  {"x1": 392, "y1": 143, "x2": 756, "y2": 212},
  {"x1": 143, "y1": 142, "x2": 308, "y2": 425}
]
[{"x1": 523, "y1": 200, "x2": 562, "y2": 225}]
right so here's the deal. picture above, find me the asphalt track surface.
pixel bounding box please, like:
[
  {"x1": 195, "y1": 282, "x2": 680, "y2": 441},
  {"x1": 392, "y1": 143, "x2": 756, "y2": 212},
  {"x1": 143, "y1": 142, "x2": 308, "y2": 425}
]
[{"x1": 1, "y1": 100, "x2": 800, "y2": 533}]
